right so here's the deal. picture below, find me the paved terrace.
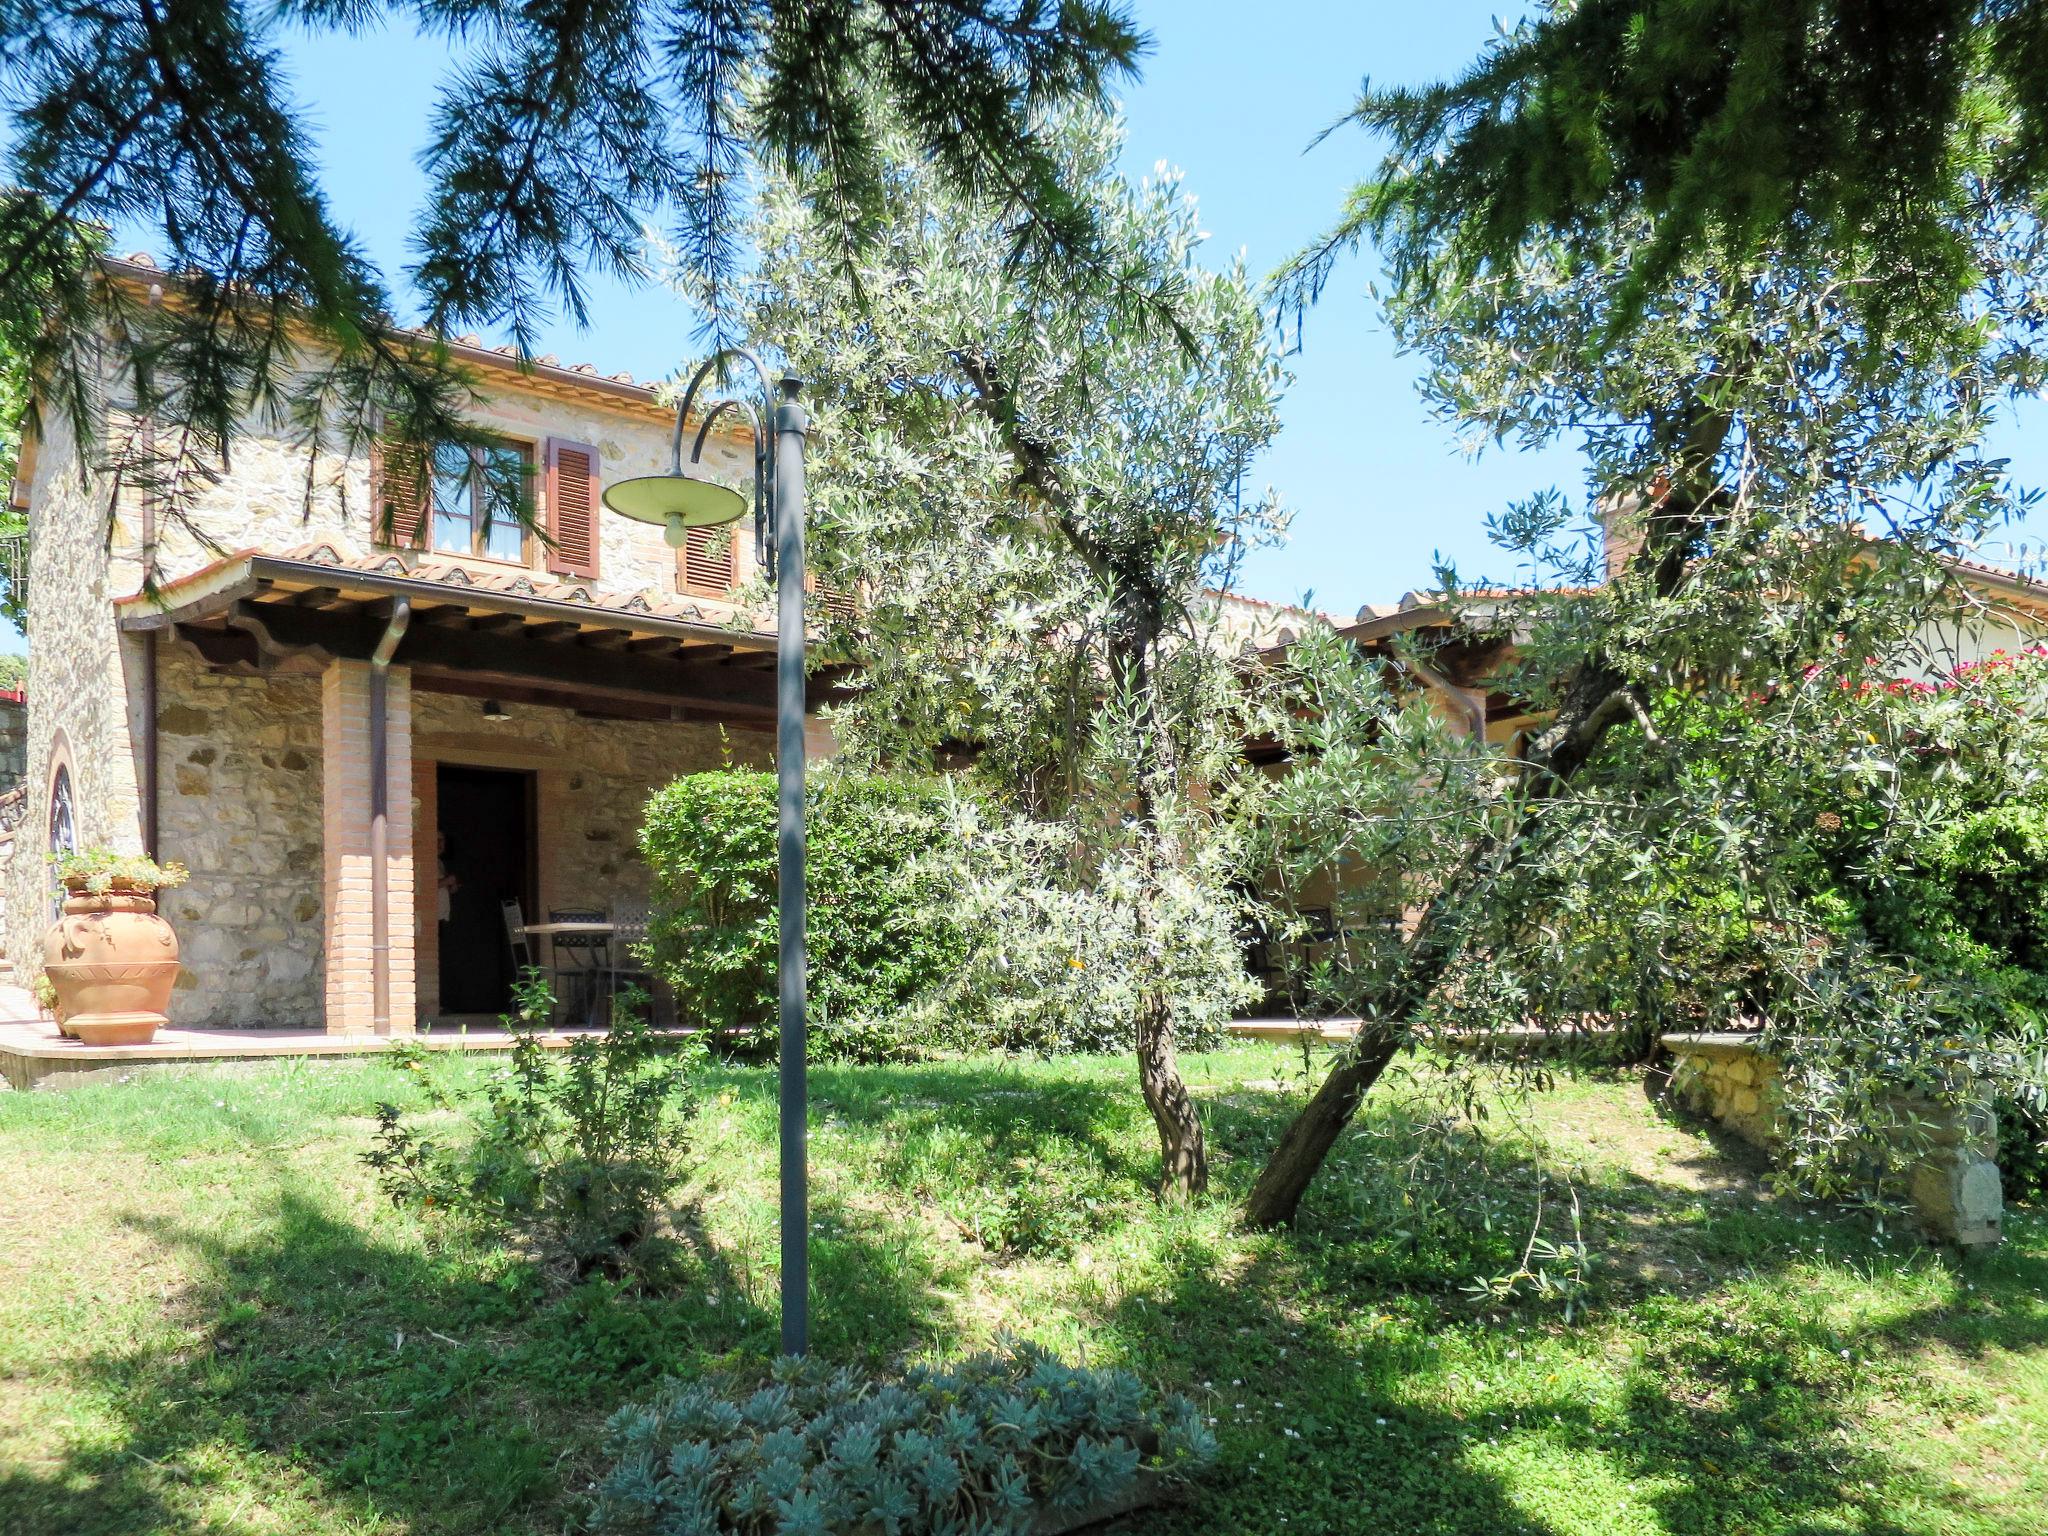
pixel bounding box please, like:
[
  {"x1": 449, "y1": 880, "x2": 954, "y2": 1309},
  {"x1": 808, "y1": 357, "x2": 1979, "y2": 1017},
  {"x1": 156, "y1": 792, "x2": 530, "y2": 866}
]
[{"x1": 0, "y1": 985, "x2": 638, "y2": 1091}]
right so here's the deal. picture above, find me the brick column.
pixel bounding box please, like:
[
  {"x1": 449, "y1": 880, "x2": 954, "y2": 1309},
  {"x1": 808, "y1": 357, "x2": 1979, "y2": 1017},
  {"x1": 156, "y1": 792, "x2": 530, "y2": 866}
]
[{"x1": 322, "y1": 659, "x2": 416, "y2": 1035}]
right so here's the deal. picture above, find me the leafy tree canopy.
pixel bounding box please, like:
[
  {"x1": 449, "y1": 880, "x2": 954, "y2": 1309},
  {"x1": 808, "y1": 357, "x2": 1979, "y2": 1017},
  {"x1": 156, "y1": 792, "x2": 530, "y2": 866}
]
[
  {"x1": 1278, "y1": 1, "x2": 2048, "y2": 345},
  {"x1": 744, "y1": 104, "x2": 1285, "y2": 1195},
  {"x1": 1246, "y1": 91, "x2": 2048, "y2": 1225}
]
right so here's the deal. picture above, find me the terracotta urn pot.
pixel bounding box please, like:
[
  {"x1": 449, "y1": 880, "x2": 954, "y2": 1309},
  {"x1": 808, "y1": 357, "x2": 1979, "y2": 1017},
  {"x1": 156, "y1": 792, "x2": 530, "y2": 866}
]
[{"x1": 43, "y1": 879, "x2": 181, "y2": 1046}]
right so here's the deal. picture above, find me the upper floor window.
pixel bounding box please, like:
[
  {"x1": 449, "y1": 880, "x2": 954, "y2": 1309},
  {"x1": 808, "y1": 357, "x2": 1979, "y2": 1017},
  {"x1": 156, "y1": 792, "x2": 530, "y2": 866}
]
[
  {"x1": 678, "y1": 524, "x2": 738, "y2": 597},
  {"x1": 431, "y1": 440, "x2": 531, "y2": 562},
  {"x1": 374, "y1": 429, "x2": 600, "y2": 581}
]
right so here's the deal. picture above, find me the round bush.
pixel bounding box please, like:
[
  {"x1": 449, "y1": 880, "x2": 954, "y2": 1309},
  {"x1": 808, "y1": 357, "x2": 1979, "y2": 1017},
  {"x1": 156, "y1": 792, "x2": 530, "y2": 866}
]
[{"x1": 640, "y1": 771, "x2": 967, "y2": 1058}]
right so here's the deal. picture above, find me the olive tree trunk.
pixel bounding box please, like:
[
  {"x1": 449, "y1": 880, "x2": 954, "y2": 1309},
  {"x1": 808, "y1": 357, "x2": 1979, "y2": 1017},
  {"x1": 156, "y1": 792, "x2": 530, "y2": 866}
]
[{"x1": 1242, "y1": 412, "x2": 1728, "y2": 1229}]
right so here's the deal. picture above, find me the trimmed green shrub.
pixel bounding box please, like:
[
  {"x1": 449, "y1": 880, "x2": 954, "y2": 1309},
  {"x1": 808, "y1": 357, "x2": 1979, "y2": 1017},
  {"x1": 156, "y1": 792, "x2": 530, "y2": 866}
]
[
  {"x1": 586, "y1": 1340, "x2": 1216, "y2": 1536},
  {"x1": 640, "y1": 771, "x2": 967, "y2": 1059}
]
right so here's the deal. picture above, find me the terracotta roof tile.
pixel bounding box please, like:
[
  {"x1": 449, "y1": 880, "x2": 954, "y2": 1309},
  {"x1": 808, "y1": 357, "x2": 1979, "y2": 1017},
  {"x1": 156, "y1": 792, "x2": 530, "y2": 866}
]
[{"x1": 280, "y1": 543, "x2": 777, "y2": 636}]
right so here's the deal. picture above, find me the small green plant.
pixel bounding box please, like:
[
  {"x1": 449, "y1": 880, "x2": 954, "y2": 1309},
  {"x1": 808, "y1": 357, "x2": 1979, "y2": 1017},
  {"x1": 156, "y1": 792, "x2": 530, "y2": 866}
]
[
  {"x1": 50, "y1": 847, "x2": 189, "y2": 892},
  {"x1": 363, "y1": 974, "x2": 702, "y2": 1282},
  {"x1": 30, "y1": 970, "x2": 57, "y2": 1016},
  {"x1": 954, "y1": 1167, "x2": 1109, "y2": 1260},
  {"x1": 587, "y1": 1339, "x2": 1216, "y2": 1536}
]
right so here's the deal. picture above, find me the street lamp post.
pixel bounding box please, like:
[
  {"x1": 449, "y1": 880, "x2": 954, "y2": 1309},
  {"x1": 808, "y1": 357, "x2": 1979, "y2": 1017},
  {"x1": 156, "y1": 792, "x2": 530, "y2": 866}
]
[{"x1": 602, "y1": 353, "x2": 811, "y2": 1355}]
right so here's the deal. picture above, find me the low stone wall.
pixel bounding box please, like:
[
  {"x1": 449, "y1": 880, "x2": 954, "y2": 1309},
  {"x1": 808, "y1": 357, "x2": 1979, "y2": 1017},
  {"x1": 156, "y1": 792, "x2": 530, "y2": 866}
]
[{"x1": 1662, "y1": 1032, "x2": 2003, "y2": 1248}]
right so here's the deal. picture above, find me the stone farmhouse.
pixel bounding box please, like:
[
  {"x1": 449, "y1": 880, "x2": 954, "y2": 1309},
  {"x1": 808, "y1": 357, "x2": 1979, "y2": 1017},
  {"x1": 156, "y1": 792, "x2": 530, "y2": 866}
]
[
  {"x1": 0, "y1": 255, "x2": 832, "y2": 1035},
  {"x1": 0, "y1": 256, "x2": 1315, "y2": 1038}
]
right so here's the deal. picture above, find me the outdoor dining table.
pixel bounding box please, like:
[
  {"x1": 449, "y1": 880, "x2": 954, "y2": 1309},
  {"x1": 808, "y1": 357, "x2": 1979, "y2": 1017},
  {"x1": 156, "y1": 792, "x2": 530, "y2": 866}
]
[{"x1": 515, "y1": 920, "x2": 617, "y2": 1027}]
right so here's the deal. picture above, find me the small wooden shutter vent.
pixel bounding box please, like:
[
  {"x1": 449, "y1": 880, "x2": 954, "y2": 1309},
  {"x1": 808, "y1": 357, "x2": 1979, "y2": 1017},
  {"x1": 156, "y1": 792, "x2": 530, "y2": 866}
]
[
  {"x1": 545, "y1": 438, "x2": 600, "y2": 579},
  {"x1": 680, "y1": 524, "x2": 736, "y2": 596}
]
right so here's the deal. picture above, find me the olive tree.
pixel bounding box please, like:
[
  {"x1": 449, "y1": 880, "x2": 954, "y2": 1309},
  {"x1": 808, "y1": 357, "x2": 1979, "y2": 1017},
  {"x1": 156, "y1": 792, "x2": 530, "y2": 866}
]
[
  {"x1": 1244, "y1": 198, "x2": 2048, "y2": 1227},
  {"x1": 743, "y1": 107, "x2": 1285, "y2": 1197}
]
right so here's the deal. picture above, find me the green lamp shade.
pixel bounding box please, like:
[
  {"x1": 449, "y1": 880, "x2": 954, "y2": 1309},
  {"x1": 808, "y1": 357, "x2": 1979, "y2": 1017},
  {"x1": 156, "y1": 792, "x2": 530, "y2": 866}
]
[{"x1": 602, "y1": 470, "x2": 746, "y2": 530}]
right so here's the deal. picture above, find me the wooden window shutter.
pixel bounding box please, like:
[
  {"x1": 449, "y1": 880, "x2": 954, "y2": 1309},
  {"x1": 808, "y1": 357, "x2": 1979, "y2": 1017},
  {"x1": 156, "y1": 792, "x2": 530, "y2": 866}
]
[
  {"x1": 806, "y1": 568, "x2": 859, "y2": 621},
  {"x1": 678, "y1": 523, "x2": 737, "y2": 596},
  {"x1": 545, "y1": 437, "x2": 601, "y2": 579},
  {"x1": 369, "y1": 432, "x2": 428, "y2": 548}
]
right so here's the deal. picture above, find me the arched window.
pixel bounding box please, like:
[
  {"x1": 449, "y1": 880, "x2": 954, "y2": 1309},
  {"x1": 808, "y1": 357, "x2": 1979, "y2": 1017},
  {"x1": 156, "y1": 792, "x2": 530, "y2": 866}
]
[{"x1": 48, "y1": 762, "x2": 75, "y2": 856}]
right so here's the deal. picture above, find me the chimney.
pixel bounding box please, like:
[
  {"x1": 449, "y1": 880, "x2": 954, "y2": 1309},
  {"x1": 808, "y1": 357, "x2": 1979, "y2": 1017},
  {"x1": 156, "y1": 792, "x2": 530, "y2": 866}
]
[{"x1": 1597, "y1": 472, "x2": 1671, "y2": 581}]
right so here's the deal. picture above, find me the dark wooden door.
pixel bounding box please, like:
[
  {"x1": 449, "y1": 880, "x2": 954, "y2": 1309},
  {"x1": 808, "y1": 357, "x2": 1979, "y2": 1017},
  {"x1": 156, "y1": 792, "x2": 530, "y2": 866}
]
[{"x1": 435, "y1": 764, "x2": 533, "y2": 1015}]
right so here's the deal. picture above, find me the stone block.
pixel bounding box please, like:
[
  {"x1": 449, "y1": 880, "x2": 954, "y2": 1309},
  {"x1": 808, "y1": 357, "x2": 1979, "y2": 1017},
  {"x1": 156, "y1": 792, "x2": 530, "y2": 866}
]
[{"x1": 1907, "y1": 1155, "x2": 2003, "y2": 1247}]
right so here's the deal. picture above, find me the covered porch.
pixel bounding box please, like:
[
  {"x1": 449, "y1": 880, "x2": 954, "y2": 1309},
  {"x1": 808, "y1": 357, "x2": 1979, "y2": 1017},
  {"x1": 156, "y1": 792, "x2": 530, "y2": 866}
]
[{"x1": 117, "y1": 543, "x2": 833, "y2": 1034}]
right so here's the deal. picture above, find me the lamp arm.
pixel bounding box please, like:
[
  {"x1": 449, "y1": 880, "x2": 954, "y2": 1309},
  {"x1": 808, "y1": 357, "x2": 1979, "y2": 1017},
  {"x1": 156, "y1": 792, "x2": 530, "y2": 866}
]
[
  {"x1": 690, "y1": 397, "x2": 761, "y2": 463},
  {"x1": 671, "y1": 346, "x2": 783, "y2": 573},
  {"x1": 674, "y1": 349, "x2": 777, "y2": 449}
]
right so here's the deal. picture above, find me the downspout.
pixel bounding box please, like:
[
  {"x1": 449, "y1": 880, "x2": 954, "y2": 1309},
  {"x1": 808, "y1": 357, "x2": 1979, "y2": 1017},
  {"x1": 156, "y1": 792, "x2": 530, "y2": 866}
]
[
  {"x1": 369, "y1": 597, "x2": 412, "y2": 1035},
  {"x1": 142, "y1": 634, "x2": 158, "y2": 858}
]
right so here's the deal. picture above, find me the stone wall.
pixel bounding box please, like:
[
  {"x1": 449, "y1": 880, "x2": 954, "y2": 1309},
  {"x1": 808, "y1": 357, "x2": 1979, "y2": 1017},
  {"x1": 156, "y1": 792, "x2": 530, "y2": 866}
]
[
  {"x1": 6, "y1": 402, "x2": 154, "y2": 984},
  {"x1": 1663, "y1": 1032, "x2": 2004, "y2": 1247},
  {"x1": 153, "y1": 651, "x2": 327, "y2": 1027}
]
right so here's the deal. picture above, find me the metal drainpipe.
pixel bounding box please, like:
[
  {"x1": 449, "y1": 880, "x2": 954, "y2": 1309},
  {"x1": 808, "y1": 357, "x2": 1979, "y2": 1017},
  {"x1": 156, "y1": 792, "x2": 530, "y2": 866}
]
[
  {"x1": 142, "y1": 633, "x2": 158, "y2": 859},
  {"x1": 140, "y1": 416, "x2": 159, "y2": 859},
  {"x1": 369, "y1": 598, "x2": 413, "y2": 1035}
]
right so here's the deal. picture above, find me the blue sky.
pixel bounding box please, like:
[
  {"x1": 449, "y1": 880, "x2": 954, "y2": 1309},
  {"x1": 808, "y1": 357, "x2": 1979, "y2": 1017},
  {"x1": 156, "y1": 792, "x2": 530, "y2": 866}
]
[{"x1": 9, "y1": 0, "x2": 2044, "y2": 655}]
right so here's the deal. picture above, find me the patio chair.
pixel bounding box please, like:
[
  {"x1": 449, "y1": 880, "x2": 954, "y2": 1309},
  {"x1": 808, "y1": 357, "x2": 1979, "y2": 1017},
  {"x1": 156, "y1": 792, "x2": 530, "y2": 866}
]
[
  {"x1": 500, "y1": 899, "x2": 534, "y2": 973},
  {"x1": 548, "y1": 907, "x2": 609, "y2": 1026},
  {"x1": 601, "y1": 906, "x2": 661, "y2": 1024}
]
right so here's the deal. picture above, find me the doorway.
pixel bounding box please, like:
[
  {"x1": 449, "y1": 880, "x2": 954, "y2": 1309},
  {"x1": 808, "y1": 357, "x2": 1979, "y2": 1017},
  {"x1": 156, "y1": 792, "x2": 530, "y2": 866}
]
[{"x1": 435, "y1": 764, "x2": 535, "y2": 1016}]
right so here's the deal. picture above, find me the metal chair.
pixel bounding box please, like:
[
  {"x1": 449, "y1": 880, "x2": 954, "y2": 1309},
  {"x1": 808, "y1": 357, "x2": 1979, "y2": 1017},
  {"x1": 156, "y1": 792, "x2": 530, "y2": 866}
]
[
  {"x1": 500, "y1": 899, "x2": 534, "y2": 973},
  {"x1": 548, "y1": 907, "x2": 609, "y2": 1026},
  {"x1": 603, "y1": 906, "x2": 661, "y2": 1024}
]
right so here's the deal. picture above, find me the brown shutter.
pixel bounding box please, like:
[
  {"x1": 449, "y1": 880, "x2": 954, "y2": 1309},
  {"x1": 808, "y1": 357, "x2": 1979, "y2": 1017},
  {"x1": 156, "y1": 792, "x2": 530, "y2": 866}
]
[
  {"x1": 545, "y1": 437, "x2": 600, "y2": 578},
  {"x1": 815, "y1": 576, "x2": 859, "y2": 621},
  {"x1": 806, "y1": 567, "x2": 859, "y2": 621},
  {"x1": 369, "y1": 434, "x2": 428, "y2": 547},
  {"x1": 678, "y1": 523, "x2": 737, "y2": 596}
]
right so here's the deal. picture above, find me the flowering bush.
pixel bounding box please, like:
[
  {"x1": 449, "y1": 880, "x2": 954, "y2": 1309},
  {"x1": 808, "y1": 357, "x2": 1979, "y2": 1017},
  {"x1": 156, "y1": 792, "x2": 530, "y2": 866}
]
[{"x1": 586, "y1": 1340, "x2": 1216, "y2": 1536}]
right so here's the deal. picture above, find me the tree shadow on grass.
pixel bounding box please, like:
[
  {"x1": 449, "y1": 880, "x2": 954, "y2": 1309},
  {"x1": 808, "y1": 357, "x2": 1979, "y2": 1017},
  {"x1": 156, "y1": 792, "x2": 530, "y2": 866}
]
[
  {"x1": 0, "y1": 1174, "x2": 961, "y2": 1536},
  {"x1": 1087, "y1": 1220, "x2": 2043, "y2": 1536},
  {"x1": 806, "y1": 1060, "x2": 1156, "y2": 1194},
  {"x1": 6, "y1": 1061, "x2": 2043, "y2": 1536}
]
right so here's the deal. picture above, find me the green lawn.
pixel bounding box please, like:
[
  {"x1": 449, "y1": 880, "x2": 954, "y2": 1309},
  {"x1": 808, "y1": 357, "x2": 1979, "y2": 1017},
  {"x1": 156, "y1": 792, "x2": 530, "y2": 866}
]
[{"x1": 1, "y1": 1044, "x2": 2043, "y2": 1535}]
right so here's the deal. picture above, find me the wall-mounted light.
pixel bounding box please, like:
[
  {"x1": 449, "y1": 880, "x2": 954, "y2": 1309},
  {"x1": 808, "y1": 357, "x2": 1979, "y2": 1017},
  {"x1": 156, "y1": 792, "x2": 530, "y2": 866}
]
[{"x1": 481, "y1": 699, "x2": 511, "y2": 721}]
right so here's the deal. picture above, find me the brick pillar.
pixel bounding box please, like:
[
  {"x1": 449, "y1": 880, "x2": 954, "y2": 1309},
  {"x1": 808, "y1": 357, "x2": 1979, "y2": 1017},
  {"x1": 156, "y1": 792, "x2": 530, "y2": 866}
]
[{"x1": 322, "y1": 659, "x2": 416, "y2": 1035}]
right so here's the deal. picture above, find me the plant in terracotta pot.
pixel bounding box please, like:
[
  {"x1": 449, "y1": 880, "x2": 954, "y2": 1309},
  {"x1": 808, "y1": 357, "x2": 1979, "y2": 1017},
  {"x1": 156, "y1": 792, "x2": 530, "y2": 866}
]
[{"x1": 44, "y1": 850, "x2": 189, "y2": 1046}]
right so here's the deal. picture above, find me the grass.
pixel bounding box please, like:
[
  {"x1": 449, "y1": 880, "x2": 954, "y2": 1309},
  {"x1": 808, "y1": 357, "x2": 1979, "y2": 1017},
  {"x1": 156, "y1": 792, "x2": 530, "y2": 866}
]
[{"x1": 1, "y1": 1043, "x2": 2044, "y2": 1535}]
